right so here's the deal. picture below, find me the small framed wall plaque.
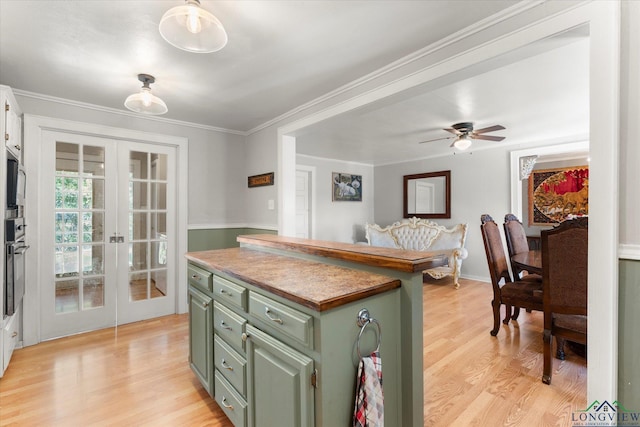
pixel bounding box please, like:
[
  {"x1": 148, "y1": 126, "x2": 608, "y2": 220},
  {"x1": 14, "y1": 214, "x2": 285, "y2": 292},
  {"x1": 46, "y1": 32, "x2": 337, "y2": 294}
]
[{"x1": 248, "y1": 172, "x2": 274, "y2": 188}]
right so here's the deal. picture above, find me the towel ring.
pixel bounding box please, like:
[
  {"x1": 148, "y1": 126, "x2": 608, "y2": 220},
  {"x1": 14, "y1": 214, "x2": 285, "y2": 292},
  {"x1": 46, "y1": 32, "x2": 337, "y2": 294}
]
[{"x1": 356, "y1": 308, "x2": 382, "y2": 359}]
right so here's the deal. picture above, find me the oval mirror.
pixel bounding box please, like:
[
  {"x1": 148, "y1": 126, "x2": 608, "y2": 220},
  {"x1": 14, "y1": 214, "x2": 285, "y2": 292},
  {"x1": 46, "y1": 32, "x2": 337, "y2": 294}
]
[{"x1": 403, "y1": 170, "x2": 451, "y2": 219}]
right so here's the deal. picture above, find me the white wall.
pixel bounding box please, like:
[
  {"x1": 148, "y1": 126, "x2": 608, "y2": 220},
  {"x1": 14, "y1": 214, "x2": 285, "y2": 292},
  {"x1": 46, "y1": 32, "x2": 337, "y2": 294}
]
[
  {"x1": 297, "y1": 155, "x2": 374, "y2": 243},
  {"x1": 243, "y1": 126, "x2": 278, "y2": 229},
  {"x1": 14, "y1": 95, "x2": 247, "y2": 227},
  {"x1": 374, "y1": 148, "x2": 511, "y2": 281}
]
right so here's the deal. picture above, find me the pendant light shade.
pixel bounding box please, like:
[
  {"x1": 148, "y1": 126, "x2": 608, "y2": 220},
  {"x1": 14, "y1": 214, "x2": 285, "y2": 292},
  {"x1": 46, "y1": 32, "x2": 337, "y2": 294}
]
[
  {"x1": 159, "y1": 0, "x2": 228, "y2": 53},
  {"x1": 453, "y1": 134, "x2": 472, "y2": 151},
  {"x1": 124, "y1": 74, "x2": 168, "y2": 115}
]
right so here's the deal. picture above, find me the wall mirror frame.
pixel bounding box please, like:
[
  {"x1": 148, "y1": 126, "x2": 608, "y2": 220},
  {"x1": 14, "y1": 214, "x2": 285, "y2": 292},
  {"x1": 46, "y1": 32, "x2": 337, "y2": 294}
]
[{"x1": 403, "y1": 170, "x2": 451, "y2": 219}]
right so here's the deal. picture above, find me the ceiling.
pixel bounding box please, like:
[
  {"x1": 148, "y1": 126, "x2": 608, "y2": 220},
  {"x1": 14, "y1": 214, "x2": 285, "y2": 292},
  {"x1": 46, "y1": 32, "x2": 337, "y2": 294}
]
[
  {"x1": 0, "y1": 1, "x2": 589, "y2": 165},
  {"x1": 295, "y1": 27, "x2": 590, "y2": 165}
]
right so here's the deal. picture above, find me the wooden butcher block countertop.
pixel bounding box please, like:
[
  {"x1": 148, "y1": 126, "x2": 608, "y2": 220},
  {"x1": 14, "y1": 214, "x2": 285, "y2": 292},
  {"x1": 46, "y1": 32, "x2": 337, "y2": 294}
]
[
  {"x1": 185, "y1": 247, "x2": 401, "y2": 312},
  {"x1": 237, "y1": 234, "x2": 448, "y2": 273}
]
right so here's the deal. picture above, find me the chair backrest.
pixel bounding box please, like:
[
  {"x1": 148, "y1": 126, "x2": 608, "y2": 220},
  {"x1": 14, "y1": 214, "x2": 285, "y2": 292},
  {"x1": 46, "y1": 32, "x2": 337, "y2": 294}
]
[
  {"x1": 480, "y1": 214, "x2": 511, "y2": 288},
  {"x1": 541, "y1": 217, "x2": 588, "y2": 316},
  {"x1": 503, "y1": 214, "x2": 530, "y2": 257}
]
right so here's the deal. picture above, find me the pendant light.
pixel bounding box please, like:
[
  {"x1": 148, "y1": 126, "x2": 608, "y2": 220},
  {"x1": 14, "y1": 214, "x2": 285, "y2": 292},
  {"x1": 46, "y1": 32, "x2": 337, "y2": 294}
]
[
  {"x1": 124, "y1": 74, "x2": 168, "y2": 115},
  {"x1": 159, "y1": 0, "x2": 228, "y2": 53}
]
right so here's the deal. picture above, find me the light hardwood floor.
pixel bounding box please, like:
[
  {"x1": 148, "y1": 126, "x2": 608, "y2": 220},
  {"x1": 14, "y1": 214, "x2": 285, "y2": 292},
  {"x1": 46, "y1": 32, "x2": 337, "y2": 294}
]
[{"x1": 0, "y1": 278, "x2": 586, "y2": 426}]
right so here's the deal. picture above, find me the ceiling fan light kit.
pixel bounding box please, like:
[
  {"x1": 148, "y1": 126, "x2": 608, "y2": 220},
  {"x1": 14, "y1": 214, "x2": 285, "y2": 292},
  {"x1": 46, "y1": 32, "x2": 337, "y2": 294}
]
[
  {"x1": 159, "y1": 0, "x2": 228, "y2": 53},
  {"x1": 124, "y1": 74, "x2": 168, "y2": 115},
  {"x1": 453, "y1": 134, "x2": 472, "y2": 151}
]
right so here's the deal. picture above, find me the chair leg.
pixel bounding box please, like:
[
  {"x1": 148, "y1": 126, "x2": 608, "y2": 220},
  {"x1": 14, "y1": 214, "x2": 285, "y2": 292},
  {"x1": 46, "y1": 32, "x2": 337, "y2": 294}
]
[
  {"x1": 542, "y1": 329, "x2": 552, "y2": 384},
  {"x1": 490, "y1": 300, "x2": 501, "y2": 336},
  {"x1": 556, "y1": 337, "x2": 566, "y2": 360},
  {"x1": 512, "y1": 307, "x2": 521, "y2": 320},
  {"x1": 503, "y1": 304, "x2": 512, "y2": 324},
  {"x1": 453, "y1": 271, "x2": 460, "y2": 290}
]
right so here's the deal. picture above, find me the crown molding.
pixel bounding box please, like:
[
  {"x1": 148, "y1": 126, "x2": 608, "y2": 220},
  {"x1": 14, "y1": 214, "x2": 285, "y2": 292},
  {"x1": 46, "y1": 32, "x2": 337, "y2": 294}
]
[
  {"x1": 246, "y1": 1, "x2": 546, "y2": 135},
  {"x1": 12, "y1": 89, "x2": 246, "y2": 136},
  {"x1": 296, "y1": 153, "x2": 374, "y2": 168}
]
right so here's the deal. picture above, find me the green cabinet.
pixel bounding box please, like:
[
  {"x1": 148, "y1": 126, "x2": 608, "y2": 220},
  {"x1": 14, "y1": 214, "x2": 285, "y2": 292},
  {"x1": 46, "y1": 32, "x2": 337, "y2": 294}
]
[
  {"x1": 187, "y1": 259, "x2": 401, "y2": 426},
  {"x1": 189, "y1": 286, "x2": 214, "y2": 397},
  {"x1": 245, "y1": 324, "x2": 314, "y2": 427}
]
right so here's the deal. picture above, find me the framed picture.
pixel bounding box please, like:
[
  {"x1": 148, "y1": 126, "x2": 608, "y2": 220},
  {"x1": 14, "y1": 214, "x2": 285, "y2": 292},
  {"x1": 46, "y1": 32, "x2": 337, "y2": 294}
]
[
  {"x1": 248, "y1": 172, "x2": 274, "y2": 188},
  {"x1": 332, "y1": 172, "x2": 362, "y2": 201},
  {"x1": 528, "y1": 166, "x2": 589, "y2": 225}
]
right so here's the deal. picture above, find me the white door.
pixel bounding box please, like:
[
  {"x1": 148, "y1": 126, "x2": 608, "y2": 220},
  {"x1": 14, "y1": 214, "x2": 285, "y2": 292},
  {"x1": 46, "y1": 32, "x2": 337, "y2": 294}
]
[
  {"x1": 295, "y1": 170, "x2": 310, "y2": 238},
  {"x1": 116, "y1": 143, "x2": 175, "y2": 324},
  {"x1": 40, "y1": 131, "x2": 176, "y2": 340}
]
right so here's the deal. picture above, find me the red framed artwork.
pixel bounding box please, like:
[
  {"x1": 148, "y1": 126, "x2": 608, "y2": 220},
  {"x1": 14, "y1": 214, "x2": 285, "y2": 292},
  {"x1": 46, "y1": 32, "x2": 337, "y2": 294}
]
[{"x1": 528, "y1": 166, "x2": 589, "y2": 225}]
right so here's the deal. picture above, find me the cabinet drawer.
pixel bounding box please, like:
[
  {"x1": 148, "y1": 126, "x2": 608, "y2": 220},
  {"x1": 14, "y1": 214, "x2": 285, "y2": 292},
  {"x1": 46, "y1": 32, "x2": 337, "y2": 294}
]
[
  {"x1": 214, "y1": 276, "x2": 247, "y2": 311},
  {"x1": 215, "y1": 371, "x2": 247, "y2": 427},
  {"x1": 188, "y1": 264, "x2": 213, "y2": 293},
  {"x1": 2, "y1": 308, "x2": 20, "y2": 373},
  {"x1": 214, "y1": 335, "x2": 247, "y2": 395},
  {"x1": 214, "y1": 301, "x2": 246, "y2": 353},
  {"x1": 249, "y1": 292, "x2": 313, "y2": 349}
]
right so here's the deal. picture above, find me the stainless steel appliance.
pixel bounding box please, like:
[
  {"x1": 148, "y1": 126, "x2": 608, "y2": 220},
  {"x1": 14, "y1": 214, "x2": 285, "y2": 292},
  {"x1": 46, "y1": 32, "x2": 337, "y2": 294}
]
[
  {"x1": 6, "y1": 151, "x2": 25, "y2": 214},
  {"x1": 5, "y1": 217, "x2": 28, "y2": 317}
]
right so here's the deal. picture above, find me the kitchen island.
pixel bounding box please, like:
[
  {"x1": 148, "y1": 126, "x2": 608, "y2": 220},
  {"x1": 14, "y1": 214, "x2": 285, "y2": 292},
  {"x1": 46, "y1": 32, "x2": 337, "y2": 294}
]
[{"x1": 187, "y1": 235, "x2": 446, "y2": 427}]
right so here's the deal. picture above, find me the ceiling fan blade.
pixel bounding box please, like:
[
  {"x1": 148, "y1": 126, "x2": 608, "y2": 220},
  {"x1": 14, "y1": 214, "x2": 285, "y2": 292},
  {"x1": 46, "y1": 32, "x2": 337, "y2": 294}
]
[
  {"x1": 418, "y1": 136, "x2": 455, "y2": 144},
  {"x1": 473, "y1": 125, "x2": 505, "y2": 134},
  {"x1": 472, "y1": 134, "x2": 505, "y2": 142},
  {"x1": 443, "y1": 127, "x2": 461, "y2": 135},
  {"x1": 449, "y1": 140, "x2": 458, "y2": 148}
]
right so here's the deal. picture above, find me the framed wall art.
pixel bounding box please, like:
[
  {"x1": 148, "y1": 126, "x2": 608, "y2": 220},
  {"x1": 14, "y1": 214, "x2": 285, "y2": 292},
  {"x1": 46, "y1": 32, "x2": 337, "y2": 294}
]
[
  {"x1": 332, "y1": 172, "x2": 362, "y2": 201},
  {"x1": 248, "y1": 172, "x2": 274, "y2": 188},
  {"x1": 528, "y1": 166, "x2": 589, "y2": 225}
]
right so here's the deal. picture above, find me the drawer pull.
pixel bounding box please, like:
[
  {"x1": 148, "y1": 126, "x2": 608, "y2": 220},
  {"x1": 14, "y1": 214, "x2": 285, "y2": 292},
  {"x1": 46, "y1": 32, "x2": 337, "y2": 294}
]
[
  {"x1": 202, "y1": 301, "x2": 209, "y2": 308},
  {"x1": 220, "y1": 320, "x2": 232, "y2": 331},
  {"x1": 219, "y1": 288, "x2": 232, "y2": 296},
  {"x1": 191, "y1": 274, "x2": 200, "y2": 280},
  {"x1": 265, "y1": 307, "x2": 284, "y2": 325},
  {"x1": 221, "y1": 397, "x2": 234, "y2": 411},
  {"x1": 11, "y1": 332, "x2": 18, "y2": 338},
  {"x1": 221, "y1": 358, "x2": 234, "y2": 371}
]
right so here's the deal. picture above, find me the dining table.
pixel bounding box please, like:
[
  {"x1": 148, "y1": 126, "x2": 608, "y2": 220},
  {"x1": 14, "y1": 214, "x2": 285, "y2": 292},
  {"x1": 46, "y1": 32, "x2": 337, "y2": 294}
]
[
  {"x1": 510, "y1": 249, "x2": 542, "y2": 275},
  {"x1": 511, "y1": 248, "x2": 587, "y2": 358}
]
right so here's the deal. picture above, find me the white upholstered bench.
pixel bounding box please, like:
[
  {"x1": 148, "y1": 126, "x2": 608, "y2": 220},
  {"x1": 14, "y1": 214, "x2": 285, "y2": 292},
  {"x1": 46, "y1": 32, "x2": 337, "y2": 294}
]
[{"x1": 365, "y1": 217, "x2": 468, "y2": 288}]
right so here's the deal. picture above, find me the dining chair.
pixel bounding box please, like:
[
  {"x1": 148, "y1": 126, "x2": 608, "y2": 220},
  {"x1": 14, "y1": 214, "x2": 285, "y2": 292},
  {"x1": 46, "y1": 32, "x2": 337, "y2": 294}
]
[
  {"x1": 480, "y1": 214, "x2": 543, "y2": 336},
  {"x1": 541, "y1": 217, "x2": 588, "y2": 384},
  {"x1": 503, "y1": 213, "x2": 542, "y2": 282}
]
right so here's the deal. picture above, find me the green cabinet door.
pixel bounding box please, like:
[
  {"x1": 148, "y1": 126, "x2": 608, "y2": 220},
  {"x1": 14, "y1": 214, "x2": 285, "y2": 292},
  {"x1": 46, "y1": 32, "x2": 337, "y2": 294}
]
[
  {"x1": 189, "y1": 286, "x2": 214, "y2": 397},
  {"x1": 245, "y1": 324, "x2": 315, "y2": 427}
]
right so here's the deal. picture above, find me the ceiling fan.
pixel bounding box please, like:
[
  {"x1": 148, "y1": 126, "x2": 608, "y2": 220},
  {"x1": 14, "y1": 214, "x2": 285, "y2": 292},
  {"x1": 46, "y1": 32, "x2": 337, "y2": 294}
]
[{"x1": 418, "y1": 122, "x2": 506, "y2": 151}]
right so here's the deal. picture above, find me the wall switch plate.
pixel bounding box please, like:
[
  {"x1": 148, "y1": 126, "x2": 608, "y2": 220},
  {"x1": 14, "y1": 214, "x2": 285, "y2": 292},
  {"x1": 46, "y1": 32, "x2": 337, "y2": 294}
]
[{"x1": 268, "y1": 199, "x2": 275, "y2": 210}]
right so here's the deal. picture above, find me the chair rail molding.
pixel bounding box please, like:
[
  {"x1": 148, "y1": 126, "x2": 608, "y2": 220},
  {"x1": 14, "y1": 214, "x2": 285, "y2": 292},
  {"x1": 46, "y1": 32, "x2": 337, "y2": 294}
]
[{"x1": 619, "y1": 244, "x2": 640, "y2": 261}]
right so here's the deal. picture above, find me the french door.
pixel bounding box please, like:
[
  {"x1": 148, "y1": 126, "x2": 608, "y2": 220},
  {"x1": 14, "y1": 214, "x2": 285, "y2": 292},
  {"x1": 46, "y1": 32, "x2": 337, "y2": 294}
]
[{"x1": 40, "y1": 131, "x2": 176, "y2": 340}]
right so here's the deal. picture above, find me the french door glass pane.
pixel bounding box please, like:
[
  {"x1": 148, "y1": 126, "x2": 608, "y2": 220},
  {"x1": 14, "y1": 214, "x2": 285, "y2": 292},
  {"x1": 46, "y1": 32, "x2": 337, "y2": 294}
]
[
  {"x1": 56, "y1": 142, "x2": 79, "y2": 174},
  {"x1": 83, "y1": 179, "x2": 104, "y2": 209},
  {"x1": 54, "y1": 142, "x2": 106, "y2": 313},
  {"x1": 130, "y1": 212, "x2": 148, "y2": 240},
  {"x1": 130, "y1": 182, "x2": 148, "y2": 209},
  {"x1": 83, "y1": 277, "x2": 104, "y2": 310},
  {"x1": 56, "y1": 279, "x2": 79, "y2": 313},
  {"x1": 129, "y1": 272, "x2": 148, "y2": 301},
  {"x1": 83, "y1": 145, "x2": 104, "y2": 176}
]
